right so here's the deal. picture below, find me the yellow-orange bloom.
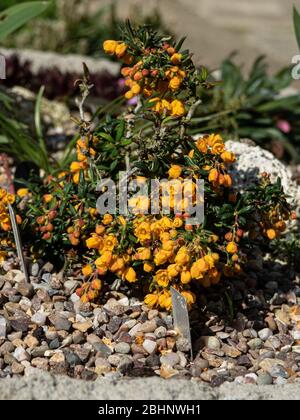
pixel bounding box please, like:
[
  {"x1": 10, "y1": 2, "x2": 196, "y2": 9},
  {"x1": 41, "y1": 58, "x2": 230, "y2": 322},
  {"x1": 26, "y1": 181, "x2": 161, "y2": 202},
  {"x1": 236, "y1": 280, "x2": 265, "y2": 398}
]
[
  {"x1": 171, "y1": 53, "x2": 182, "y2": 64},
  {"x1": 155, "y1": 269, "x2": 170, "y2": 287},
  {"x1": 211, "y1": 142, "x2": 225, "y2": 155},
  {"x1": 226, "y1": 241, "x2": 238, "y2": 254},
  {"x1": 115, "y1": 42, "x2": 127, "y2": 58},
  {"x1": 167, "y1": 263, "x2": 181, "y2": 278},
  {"x1": 181, "y1": 290, "x2": 196, "y2": 306},
  {"x1": 208, "y1": 168, "x2": 219, "y2": 183},
  {"x1": 43, "y1": 194, "x2": 53, "y2": 203},
  {"x1": 124, "y1": 267, "x2": 137, "y2": 283},
  {"x1": 170, "y1": 99, "x2": 185, "y2": 117},
  {"x1": 196, "y1": 138, "x2": 208, "y2": 153},
  {"x1": 168, "y1": 164, "x2": 182, "y2": 179},
  {"x1": 180, "y1": 270, "x2": 192, "y2": 284},
  {"x1": 103, "y1": 40, "x2": 118, "y2": 55},
  {"x1": 86, "y1": 234, "x2": 102, "y2": 249},
  {"x1": 82, "y1": 264, "x2": 93, "y2": 277},
  {"x1": 135, "y1": 247, "x2": 151, "y2": 260},
  {"x1": 143, "y1": 261, "x2": 154, "y2": 272},
  {"x1": 102, "y1": 214, "x2": 113, "y2": 225},
  {"x1": 266, "y1": 228, "x2": 277, "y2": 240},
  {"x1": 169, "y1": 76, "x2": 181, "y2": 91},
  {"x1": 221, "y1": 151, "x2": 236, "y2": 163},
  {"x1": 17, "y1": 188, "x2": 29, "y2": 198},
  {"x1": 144, "y1": 293, "x2": 158, "y2": 307}
]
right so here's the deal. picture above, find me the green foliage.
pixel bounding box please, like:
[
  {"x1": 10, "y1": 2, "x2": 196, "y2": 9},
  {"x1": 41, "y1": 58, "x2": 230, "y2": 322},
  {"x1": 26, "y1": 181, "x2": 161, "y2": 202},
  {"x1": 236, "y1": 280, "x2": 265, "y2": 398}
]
[
  {"x1": 2, "y1": 1, "x2": 169, "y2": 57},
  {"x1": 293, "y1": 6, "x2": 300, "y2": 50},
  {"x1": 0, "y1": 1, "x2": 49, "y2": 41},
  {"x1": 190, "y1": 55, "x2": 300, "y2": 162}
]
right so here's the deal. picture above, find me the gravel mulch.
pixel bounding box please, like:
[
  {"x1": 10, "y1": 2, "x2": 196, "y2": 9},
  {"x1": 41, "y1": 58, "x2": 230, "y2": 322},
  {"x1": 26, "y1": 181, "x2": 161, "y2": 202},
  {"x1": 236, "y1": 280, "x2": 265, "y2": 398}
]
[{"x1": 0, "y1": 253, "x2": 300, "y2": 386}]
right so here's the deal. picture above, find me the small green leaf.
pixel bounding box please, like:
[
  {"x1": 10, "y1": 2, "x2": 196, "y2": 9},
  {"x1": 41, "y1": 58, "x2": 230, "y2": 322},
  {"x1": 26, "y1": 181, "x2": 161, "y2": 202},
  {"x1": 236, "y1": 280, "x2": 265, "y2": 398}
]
[
  {"x1": 0, "y1": 2, "x2": 49, "y2": 41},
  {"x1": 294, "y1": 6, "x2": 300, "y2": 50}
]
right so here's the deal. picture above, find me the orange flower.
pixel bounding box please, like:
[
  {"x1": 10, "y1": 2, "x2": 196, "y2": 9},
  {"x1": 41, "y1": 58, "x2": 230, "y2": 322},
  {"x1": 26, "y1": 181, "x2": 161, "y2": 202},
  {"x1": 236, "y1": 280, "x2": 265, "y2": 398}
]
[
  {"x1": 103, "y1": 40, "x2": 118, "y2": 55},
  {"x1": 115, "y1": 42, "x2": 127, "y2": 58},
  {"x1": 266, "y1": 229, "x2": 277, "y2": 240},
  {"x1": 226, "y1": 241, "x2": 238, "y2": 254},
  {"x1": 124, "y1": 267, "x2": 137, "y2": 283},
  {"x1": 168, "y1": 164, "x2": 182, "y2": 179},
  {"x1": 171, "y1": 53, "x2": 182, "y2": 64},
  {"x1": 170, "y1": 99, "x2": 185, "y2": 116},
  {"x1": 82, "y1": 264, "x2": 93, "y2": 277}
]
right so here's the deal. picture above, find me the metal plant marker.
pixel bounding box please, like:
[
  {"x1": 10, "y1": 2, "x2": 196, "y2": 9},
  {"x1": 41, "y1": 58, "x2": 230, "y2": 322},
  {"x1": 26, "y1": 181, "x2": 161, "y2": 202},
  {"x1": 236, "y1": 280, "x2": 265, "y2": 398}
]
[
  {"x1": 8, "y1": 204, "x2": 29, "y2": 283},
  {"x1": 170, "y1": 286, "x2": 193, "y2": 359}
]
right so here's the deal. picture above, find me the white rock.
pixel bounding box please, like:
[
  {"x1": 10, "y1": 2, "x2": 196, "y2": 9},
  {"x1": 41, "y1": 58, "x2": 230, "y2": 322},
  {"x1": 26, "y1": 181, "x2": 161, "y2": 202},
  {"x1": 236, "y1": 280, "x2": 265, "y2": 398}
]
[
  {"x1": 291, "y1": 330, "x2": 300, "y2": 340},
  {"x1": 118, "y1": 297, "x2": 129, "y2": 307},
  {"x1": 13, "y1": 347, "x2": 30, "y2": 362},
  {"x1": 258, "y1": 328, "x2": 273, "y2": 341},
  {"x1": 226, "y1": 140, "x2": 300, "y2": 208},
  {"x1": 142, "y1": 339, "x2": 157, "y2": 354},
  {"x1": 31, "y1": 312, "x2": 47, "y2": 326}
]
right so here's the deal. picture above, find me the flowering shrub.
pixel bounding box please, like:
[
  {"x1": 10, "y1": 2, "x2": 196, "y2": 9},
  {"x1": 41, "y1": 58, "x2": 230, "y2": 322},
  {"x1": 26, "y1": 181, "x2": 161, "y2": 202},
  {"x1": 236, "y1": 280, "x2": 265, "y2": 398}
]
[{"x1": 0, "y1": 23, "x2": 293, "y2": 310}]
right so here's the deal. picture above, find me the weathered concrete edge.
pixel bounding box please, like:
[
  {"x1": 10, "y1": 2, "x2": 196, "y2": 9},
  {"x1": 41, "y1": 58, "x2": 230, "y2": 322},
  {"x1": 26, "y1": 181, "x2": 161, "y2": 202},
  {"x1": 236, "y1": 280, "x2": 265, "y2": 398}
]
[
  {"x1": 0, "y1": 372, "x2": 299, "y2": 400},
  {"x1": 0, "y1": 48, "x2": 120, "y2": 76}
]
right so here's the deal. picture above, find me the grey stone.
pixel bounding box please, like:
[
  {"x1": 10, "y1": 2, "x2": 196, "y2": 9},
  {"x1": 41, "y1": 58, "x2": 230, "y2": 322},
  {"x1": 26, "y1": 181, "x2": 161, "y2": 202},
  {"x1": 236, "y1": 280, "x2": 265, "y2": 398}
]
[
  {"x1": 95, "y1": 358, "x2": 111, "y2": 375},
  {"x1": 49, "y1": 338, "x2": 60, "y2": 350},
  {"x1": 31, "y1": 357, "x2": 49, "y2": 370},
  {"x1": 10, "y1": 316, "x2": 30, "y2": 332},
  {"x1": 160, "y1": 352, "x2": 179, "y2": 367},
  {"x1": 31, "y1": 312, "x2": 47, "y2": 326},
  {"x1": 176, "y1": 337, "x2": 191, "y2": 352},
  {"x1": 265, "y1": 336, "x2": 281, "y2": 350},
  {"x1": 270, "y1": 365, "x2": 289, "y2": 379},
  {"x1": 107, "y1": 317, "x2": 122, "y2": 334},
  {"x1": 257, "y1": 373, "x2": 273, "y2": 385},
  {"x1": 13, "y1": 347, "x2": 30, "y2": 362},
  {"x1": 75, "y1": 348, "x2": 90, "y2": 363},
  {"x1": 94, "y1": 341, "x2": 113, "y2": 357},
  {"x1": 42, "y1": 273, "x2": 52, "y2": 283},
  {"x1": 146, "y1": 354, "x2": 160, "y2": 368},
  {"x1": 64, "y1": 280, "x2": 79, "y2": 295},
  {"x1": 154, "y1": 326, "x2": 167, "y2": 338},
  {"x1": 11, "y1": 361, "x2": 25, "y2": 375},
  {"x1": 65, "y1": 352, "x2": 82, "y2": 367},
  {"x1": 202, "y1": 336, "x2": 221, "y2": 351},
  {"x1": 30, "y1": 263, "x2": 40, "y2": 277},
  {"x1": 17, "y1": 282, "x2": 34, "y2": 298},
  {"x1": 259, "y1": 358, "x2": 286, "y2": 374},
  {"x1": 51, "y1": 315, "x2": 71, "y2": 332},
  {"x1": 72, "y1": 331, "x2": 85, "y2": 344},
  {"x1": 139, "y1": 320, "x2": 157, "y2": 334},
  {"x1": 31, "y1": 345, "x2": 49, "y2": 358},
  {"x1": 248, "y1": 338, "x2": 263, "y2": 350},
  {"x1": 117, "y1": 355, "x2": 134, "y2": 374},
  {"x1": 114, "y1": 342, "x2": 131, "y2": 354},
  {"x1": 258, "y1": 328, "x2": 273, "y2": 341}
]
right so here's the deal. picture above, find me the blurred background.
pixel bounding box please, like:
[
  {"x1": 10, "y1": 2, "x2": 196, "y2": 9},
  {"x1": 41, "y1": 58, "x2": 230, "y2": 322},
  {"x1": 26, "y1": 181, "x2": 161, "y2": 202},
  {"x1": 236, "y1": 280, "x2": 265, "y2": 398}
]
[
  {"x1": 1, "y1": 0, "x2": 299, "y2": 70},
  {"x1": 97, "y1": 0, "x2": 299, "y2": 71}
]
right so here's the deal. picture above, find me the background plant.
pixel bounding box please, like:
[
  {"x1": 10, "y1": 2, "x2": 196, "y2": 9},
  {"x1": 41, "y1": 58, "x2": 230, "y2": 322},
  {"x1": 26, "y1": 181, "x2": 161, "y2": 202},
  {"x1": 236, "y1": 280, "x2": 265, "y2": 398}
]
[
  {"x1": 188, "y1": 55, "x2": 300, "y2": 163},
  {"x1": 1, "y1": 0, "x2": 169, "y2": 57}
]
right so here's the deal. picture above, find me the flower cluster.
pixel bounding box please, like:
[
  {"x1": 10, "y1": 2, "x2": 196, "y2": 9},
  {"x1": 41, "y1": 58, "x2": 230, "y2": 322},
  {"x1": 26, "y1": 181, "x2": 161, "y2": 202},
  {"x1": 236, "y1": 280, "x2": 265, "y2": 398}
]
[
  {"x1": 103, "y1": 23, "x2": 198, "y2": 117},
  {"x1": 0, "y1": 23, "x2": 294, "y2": 312},
  {"x1": 0, "y1": 188, "x2": 14, "y2": 232}
]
